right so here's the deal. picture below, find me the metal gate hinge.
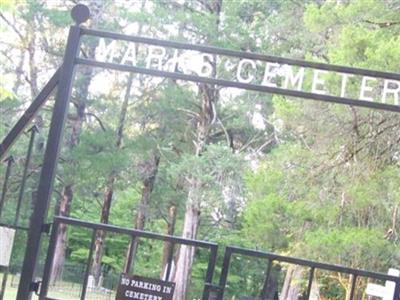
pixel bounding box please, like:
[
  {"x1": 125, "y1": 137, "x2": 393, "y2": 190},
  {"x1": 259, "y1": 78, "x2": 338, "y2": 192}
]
[
  {"x1": 29, "y1": 281, "x2": 41, "y2": 295},
  {"x1": 41, "y1": 223, "x2": 52, "y2": 234}
]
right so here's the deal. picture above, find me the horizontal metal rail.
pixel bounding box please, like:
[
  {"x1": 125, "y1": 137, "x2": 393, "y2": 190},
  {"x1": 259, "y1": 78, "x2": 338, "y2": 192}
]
[
  {"x1": 53, "y1": 216, "x2": 217, "y2": 248},
  {"x1": 81, "y1": 28, "x2": 400, "y2": 80},
  {"x1": 226, "y1": 246, "x2": 400, "y2": 283},
  {"x1": 76, "y1": 58, "x2": 400, "y2": 113},
  {"x1": 0, "y1": 222, "x2": 29, "y2": 231},
  {"x1": 0, "y1": 68, "x2": 60, "y2": 161}
]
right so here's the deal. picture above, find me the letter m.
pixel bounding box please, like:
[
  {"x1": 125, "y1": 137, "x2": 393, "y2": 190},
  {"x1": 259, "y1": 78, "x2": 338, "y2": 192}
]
[{"x1": 95, "y1": 38, "x2": 117, "y2": 63}]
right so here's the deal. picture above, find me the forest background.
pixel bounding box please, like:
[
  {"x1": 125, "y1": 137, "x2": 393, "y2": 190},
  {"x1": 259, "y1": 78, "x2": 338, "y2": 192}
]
[{"x1": 0, "y1": 0, "x2": 399, "y2": 299}]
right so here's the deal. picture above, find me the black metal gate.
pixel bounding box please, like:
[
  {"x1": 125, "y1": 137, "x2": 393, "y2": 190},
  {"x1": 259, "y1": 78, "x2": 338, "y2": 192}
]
[
  {"x1": 0, "y1": 4, "x2": 399, "y2": 300},
  {"x1": 33, "y1": 218, "x2": 400, "y2": 300},
  {"x1": 38, "y1": 217, "x2": 218, "y2": 300},
  {"x1": 217, "y1": 246, "x2": 400, "y2": 300}
]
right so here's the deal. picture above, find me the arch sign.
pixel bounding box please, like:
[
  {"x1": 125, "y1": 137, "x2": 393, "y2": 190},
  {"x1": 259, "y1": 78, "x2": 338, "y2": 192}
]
[
  {"x1": 14, "y1": 4, "x2": 400, "y2": 300},
  {"x1": 77, "y1": 28, "x2": 400, "y2": 113}
]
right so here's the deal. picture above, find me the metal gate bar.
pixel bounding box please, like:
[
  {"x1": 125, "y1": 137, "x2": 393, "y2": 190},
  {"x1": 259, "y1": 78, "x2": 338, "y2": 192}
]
[
  {"x1": 40, "y1": 216, "x2": 218, "y2": 300},
  {"x1": 0, "y1": 69, "x2": 60, "y2": 161},
  {"x1": 81, "y1": 28, "x2": 399, "y2": 80}
]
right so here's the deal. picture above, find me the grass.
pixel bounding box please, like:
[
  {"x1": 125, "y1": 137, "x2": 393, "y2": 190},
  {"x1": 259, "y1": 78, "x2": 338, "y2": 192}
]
[{"x1": 0, "y1": 273, "x2": 116, "y2": 300}]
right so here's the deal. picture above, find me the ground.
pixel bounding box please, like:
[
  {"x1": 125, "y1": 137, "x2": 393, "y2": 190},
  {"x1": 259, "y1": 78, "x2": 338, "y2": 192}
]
[{"x1": 0, "y1": 273, "x2": 116, "y2": 300}]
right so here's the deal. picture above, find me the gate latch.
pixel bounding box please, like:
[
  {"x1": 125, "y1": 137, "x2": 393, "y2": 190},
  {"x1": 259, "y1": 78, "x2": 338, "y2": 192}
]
[
  {"x1": 30, "y1": 280, "x2": 42, "y2": 295},
  {"x1": 41, "y1": 223, "x2": 52, "y2": 234}
]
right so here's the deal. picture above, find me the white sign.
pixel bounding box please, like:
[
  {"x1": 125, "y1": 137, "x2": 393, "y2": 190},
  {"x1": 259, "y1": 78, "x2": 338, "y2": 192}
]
[
  {"x1": 90, "y1": 38, "x2": 400, "y2": 107},
  {"x1": 366, "y1": 268, "x2": 399, "y2": 300},
  {"x1": 0, "y1": 226, "x2": 15, "y2": 267}
]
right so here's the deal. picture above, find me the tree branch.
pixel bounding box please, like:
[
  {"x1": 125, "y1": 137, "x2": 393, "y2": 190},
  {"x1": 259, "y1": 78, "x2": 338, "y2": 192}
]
[
  {"x1": 85, "y1": 112, "x2": 107, "y2": 131},
  {"x1": 0, "y1": 12, "x2": 25, "y2": 41}
]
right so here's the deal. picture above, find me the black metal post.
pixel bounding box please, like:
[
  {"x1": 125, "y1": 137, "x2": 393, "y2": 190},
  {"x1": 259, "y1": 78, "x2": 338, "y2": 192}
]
[
  {"x1": 16, "y1": 5, "x2": 89, "y2": 299},
  {"x1": 0, "y1": 156, "x2": 16, "y2": 300},
  {"x1": 39, "y1": 220, "x2": 60, "y2": 299},
  {"x1": 202, "y1": 245, "x2": 218, "y2": 300},
  {"x1": 217, "y1": 247, "x2": 232, "y2": 300},
  {"x1": 0, "y1": 156, "x2": 14, "y2": 219},
  {"x1": 0, "y1": 267, "x2": 9, "y2": 300},
  {"x1": 348, "y1": 274, "x2": 357, "y2": 300},
  {"x1": 394, "y1": 281, "x2": 400, "y2": 300},
  {"x1": 81, "y1": 229, "x2": 96, "y2": 300},
  {"x1": 124, "y1": 236, "x2": 137, "y2": 274},
  {"x1": 14, "y1": 126, "x2": 38, "y2": 226},
  {"x1": 164, "y1": 242, "x2": 175, "y2": 281},
  {"x1": 304, "y1": 267, "x2": 315, "y2": 300},
  {"x1": 260, "y1": 259, "x2": 273, "y2": 299}
]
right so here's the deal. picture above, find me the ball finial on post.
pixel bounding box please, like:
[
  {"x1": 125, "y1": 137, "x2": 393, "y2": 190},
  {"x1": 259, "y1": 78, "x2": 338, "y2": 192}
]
[{"x1": 71, "y1": 4, "x2": 90, "y2": 25}]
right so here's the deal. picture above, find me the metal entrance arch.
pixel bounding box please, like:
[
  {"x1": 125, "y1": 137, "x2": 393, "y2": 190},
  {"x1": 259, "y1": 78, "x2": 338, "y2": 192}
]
[{"x1": 0, "y1": 4, "x2": 398, "y2": 300}]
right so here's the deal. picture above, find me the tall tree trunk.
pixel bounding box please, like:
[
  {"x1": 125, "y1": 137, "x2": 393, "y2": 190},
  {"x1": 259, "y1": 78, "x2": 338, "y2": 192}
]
[
  {"x1": 171, "y1": 1, "x2": 222, "y2": 298},
  {"x1": 50, "y1": 0, "x2": 105, "y2": 283},
  {"x1": 91, "y1": 176, "x2": 115, "y2": 284},
  {"x1": 50, "y1": 185, "x2": 72, "y2": 284},
  {"x1": 91, "y1": 74, "x2": 133, "y2": 284},
  {"x1": 160, "y1": 204, "x2": 177, "y2": 279},
  {"x1": 281, "y1": 265, "x2": 303, "y2": 300},
  {"x1": 345, "y1": 274, "x2": 355, "y2": 300},
  {"x1": 172, "y1": 183, "x2": 202, "y2": 300},
  {"x1": 124, "y1": 152, "x2": 160, "y2": 272}
]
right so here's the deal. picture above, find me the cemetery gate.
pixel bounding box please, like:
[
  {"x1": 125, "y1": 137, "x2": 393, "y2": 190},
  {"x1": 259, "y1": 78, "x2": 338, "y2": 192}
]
[{"x1": 0, "y1": 4, "x2": 399, "y2": 300}]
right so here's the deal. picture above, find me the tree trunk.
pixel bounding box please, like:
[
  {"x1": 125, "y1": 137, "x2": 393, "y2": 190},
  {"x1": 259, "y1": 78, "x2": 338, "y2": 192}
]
[
  {"x1": 91, "y1": 74, "x2": 133, "y2": 284},
  {"x1": 50, "y1": 185, "x2": 72, "y2": 284},
  {"x1": 50, "y1": 0, "x2": 105, "y2": 282},
  {"x1": 281, "y1": 265, "x2": 303, "y2": 300},
  {"x1": 261, "y1": 265, "x2": 281, "y2": 300},
  {"x1": 345, "y1": 274, "x2": 354, "y2": 300},
  {"x1": 124, "y1": 152, "x2": 160, "y2": 272},
  {"x1": 160, "y1": 204, "x2": 177, "y2": 279},
  {"x1": 91, "y1": 176, "x2": 115, "y2": 285},
  {"x1": 172, "y1": 184, "x2": 201, "y2": 300},
  {"x1": 171, "y1": 1, "x2": 222, "y2": 297}
]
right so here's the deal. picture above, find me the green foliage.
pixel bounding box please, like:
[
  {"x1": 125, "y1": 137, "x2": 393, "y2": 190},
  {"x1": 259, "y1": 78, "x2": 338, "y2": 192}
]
[
  {"x1": 302, "y1": 227, "x2": 397, "y2": 271},
  {"x1": 1, "y1": 1, "x2": 399, "y2": 299}
]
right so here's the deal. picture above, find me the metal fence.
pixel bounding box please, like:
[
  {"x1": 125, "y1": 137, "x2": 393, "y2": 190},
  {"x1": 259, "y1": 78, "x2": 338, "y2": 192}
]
[
  {"x1": 39, "y1": 216, "x2": 219, "y2": 300},
  {"x1": 217, "y1": 246, "x2": 400, "y2": 300}
]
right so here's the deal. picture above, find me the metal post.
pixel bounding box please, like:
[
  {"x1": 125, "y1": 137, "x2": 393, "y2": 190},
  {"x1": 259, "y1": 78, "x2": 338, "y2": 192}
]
[
  {"x1": 81, "y1": 229, "x2": 96, "y2": 300},
  {"x1": 39, "y1": 220, "x2": 60, "y2": 299},
  {"x1": 0, "y1": 267, "x2": 9, "y2": 300},
  {"x1": 217, "y1": 247, "x2": 232, "y2": 300},
  {"x1": 304, "y1": 267, "x2": 315, "y2": 300},
  {"x1": 349, "y1": 274, "x2": 357, "y2": 300},
  {"x1": 124, "y1": 236, "x2": 137, "y2": 274},
  {"x1": 260, "y1": 259, "x2": 273, "y2": 299},
  {"x1": 0, "y1": 156, "x2": 15, "y2": 300},
  {"x1": 164, "y1": 242, "x2": 175, "y2": 281},
  {"x1": 393, "y1": 281, "x2": 400, "y2": 300},
  {"x1": 14, "y1": 126, "x2": 38, "y2": 226},
  {"x1": 202, "y1": 245, "x2": 218, "y2": 300},
  {"x1": 0, "y1": 156, "x2": 14, "y2": 219},
  {"x1": 16, "y1": 5, "x2": 89, "y2": 299}
]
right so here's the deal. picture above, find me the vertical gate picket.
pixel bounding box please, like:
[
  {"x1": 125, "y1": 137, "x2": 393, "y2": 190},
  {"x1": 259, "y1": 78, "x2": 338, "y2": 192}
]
[
  {"x1": 0, "y1": 156, "x2": 14, "y2": 218},
  {"x1": 80, "y1": 229, "x2": 96, "y2": 300},
  {"x1": 164, "y1": 242, "x2": 175, "y2": 281},
  {"x1": 260, "y1": 259, "x2": 273, "y2": 299},
  {"x1": 15, "y1": 126, "x2": 38, "y2": 226},
  {"x1": 304, "y1": 267, "x2": 315, "y2": 300}
]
